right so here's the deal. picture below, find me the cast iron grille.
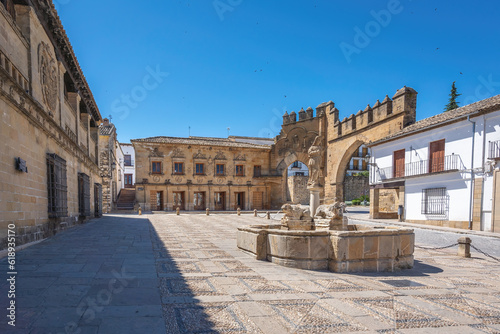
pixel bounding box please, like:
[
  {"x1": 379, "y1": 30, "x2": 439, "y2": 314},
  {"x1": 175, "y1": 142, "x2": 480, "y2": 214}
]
[
  {"x1": 78, "y1": 173, "x2": 91, "y2": 216},
  {"x1": 47, "y1": 153, "x2": 68, "y2": 218},
  {"x1": 421, "y1": 187, "x2": 447, "y2": 215},
  {"x1": 489, "y1": 140, "x2": 500, "y2": 159}
]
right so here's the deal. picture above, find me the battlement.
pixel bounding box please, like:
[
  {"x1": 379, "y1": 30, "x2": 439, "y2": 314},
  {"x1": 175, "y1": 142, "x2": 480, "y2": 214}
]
[{"x1": 330, "y1": 86, "x2": 417, "y2": 141}]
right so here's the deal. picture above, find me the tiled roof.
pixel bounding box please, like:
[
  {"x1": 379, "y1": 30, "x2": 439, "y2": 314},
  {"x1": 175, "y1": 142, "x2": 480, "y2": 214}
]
[
  {"x1": 370, "y1": 94, "x2": 500, "y2": 146},
  {"x1": 131, "y1": 136, "x2": 272, "y2": 149},
  {"x1": 99, "y1": 124, "x2": 115, "y2": 136}
]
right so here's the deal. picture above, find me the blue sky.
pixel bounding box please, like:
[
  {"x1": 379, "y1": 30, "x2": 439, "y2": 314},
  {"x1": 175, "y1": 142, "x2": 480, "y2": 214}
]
[{"x1": 54, "y1": 0, "x2": 500, "y2": 143}]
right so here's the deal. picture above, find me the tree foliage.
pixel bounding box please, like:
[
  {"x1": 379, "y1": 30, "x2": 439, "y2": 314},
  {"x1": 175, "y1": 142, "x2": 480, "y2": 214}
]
[{"x1": 444, "y1": 81, "x2": 461, "y2": 112}]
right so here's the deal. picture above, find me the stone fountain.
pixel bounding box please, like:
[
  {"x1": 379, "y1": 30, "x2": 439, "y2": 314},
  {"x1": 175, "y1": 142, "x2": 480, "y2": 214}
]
[{"x1": 237, "y1": 136, "x2": 415, "y2": 273}]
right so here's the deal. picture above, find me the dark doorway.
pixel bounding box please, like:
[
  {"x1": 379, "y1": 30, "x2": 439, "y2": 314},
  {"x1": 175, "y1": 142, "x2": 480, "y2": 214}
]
[
  {"x1": 124, "y1": 174, "x2": 133, "y2": 188},
  {"x1": 214, "y1": 192, "x2": 225, "y2": 211},
  {"x1": 194, "y1": 192, "x2": 205, "y2": 210},
  {"x1": 235, "y1": 192, "x2": 245, "y2": 210},
  {"x1": 173, "y1": 191, "x2": 185, "y2": 210}
]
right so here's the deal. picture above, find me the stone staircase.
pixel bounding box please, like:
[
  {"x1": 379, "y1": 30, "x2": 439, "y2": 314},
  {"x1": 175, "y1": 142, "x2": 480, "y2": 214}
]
[{"x1": 116, "y1": 189, "x2": 136, "y2": 210}]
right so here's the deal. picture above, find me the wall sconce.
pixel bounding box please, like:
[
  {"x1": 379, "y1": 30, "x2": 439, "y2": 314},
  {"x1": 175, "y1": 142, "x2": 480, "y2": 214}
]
[
  {"x1": 363, "y1": 154, "x2": 377, "y2": 167},
  {"x1": 111, "y1": 161, "x2": 116, "y2": 170}
]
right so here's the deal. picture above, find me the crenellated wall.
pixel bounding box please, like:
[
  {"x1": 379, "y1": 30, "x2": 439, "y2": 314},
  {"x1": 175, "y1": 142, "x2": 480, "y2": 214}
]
[{"x1": 270, "y1": 86, "x2": 418, "y2": 204}]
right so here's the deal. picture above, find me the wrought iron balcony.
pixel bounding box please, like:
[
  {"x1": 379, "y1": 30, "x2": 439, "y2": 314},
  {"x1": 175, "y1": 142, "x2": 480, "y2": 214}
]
[
  {"x1": 375, "y1": 154, "x2": 462, "y2": 182},
  {"x1": 489, "y1": 140, "x2": 500, "y2": 160}
]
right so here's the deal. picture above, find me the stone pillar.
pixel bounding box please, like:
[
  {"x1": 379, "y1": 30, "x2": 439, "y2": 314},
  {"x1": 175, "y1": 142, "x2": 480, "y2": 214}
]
[
  {"x1": 457, "y1": 237, "x2": 471, "y2": 258},
  {"x1": 309, "y1": 186, "x2": 321, "y2": 218},
  {"x1": 370, "y1": 188, "x2": 380, "y2": 219}
]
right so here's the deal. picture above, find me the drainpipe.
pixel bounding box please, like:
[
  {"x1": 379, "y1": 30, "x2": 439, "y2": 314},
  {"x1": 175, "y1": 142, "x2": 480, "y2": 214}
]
[{"x1": 467, "y1": 115, "x2": 476, "y2": 230}]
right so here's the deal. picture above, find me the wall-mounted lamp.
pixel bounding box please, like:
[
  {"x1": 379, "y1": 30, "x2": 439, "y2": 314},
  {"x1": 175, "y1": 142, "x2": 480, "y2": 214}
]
[
  {"x1": 111, "y1": 161, "x2": 116, "y2": 170},
  {"x1": 363, "y1": 154, "x2": 377, "y2": 167}
]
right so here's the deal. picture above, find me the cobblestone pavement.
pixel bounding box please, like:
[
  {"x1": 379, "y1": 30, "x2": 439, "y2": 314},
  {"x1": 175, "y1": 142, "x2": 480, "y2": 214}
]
[{"x1": 1, "y1": 213, "x2": 500, "y2": 333}]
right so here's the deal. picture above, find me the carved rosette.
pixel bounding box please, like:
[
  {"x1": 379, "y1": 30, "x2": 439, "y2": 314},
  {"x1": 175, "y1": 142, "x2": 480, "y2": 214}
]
[{"x1": 38, "y1": 42, "x2": 58, "y2": 113}]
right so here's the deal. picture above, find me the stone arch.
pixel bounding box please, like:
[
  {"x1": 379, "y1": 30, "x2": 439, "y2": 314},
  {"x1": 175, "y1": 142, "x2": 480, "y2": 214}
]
[{"x1": 333, "y1": 136, "x2": 370, "y2": 200}]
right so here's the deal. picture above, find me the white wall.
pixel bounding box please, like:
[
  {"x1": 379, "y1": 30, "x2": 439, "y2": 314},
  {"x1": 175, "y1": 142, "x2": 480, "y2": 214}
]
[
  {"x1": 120, "y1": 143, "x2": 136, "y2": 185},
  {"x1": 371, "y1": 109, "x2": 500, "y2": 228}
]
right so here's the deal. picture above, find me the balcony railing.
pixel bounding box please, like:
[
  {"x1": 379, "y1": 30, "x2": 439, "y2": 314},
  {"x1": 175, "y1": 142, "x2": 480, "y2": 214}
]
[
  {"x1": 375, "y1": 155, "x2": 462, "y2": 182},
  {"x1": 489, "y1": 140, "x2": 500, "y2": 160},
  {"x1": 124, "y1": 160, "x2": 134, "y2": 167}
]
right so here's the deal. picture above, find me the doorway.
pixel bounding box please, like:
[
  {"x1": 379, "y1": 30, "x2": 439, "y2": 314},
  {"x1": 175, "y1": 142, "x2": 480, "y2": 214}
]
[
  {"x1": 150, "y1": 191, "x2": 163, "y2": 211},
  {"x1": 253, "y1": 191, "x2": 263, "y2": 210},
  {"x1": 173, "y1": 191, "x2": 185, "y2": 210},
  {"x1": 194, "y1": 192, "x2": 205, "y2": 210},
  {"x1": 235, "y1": 192, "x2": 245, "y2": 210},
  {"x1": 214, "y1": 192, "x2": 225, "y2": 210},
  {"x1": 124, "y1": 174, "x2": 133, "y2": 188}
]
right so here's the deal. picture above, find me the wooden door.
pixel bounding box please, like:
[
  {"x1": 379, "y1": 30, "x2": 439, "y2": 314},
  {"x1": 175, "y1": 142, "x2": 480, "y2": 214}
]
[
  {"x1": 253, "y1": 191, "x2": 263, "y2": 210},
  {"x1": 214, "y1": 192, "x2": 225, "y2": 210},
  {"x1": 150, "y1": 191, "x2": 163, "y2": 211},
  {"x1": 124, "y1": 174, "x2": 133, "y2": 188},
  {"x1": 173, "y1": 191, "x2": 185, "y2": 210},
  {"x1": 393, "y1": 149, "x2": 405, "y2": 178},
  {"x1": 194, "y1": 192, "x2": 205, "y2": 210},
  {"x1": 429, "y1": 139, "x2": 445, "y2": 173}
]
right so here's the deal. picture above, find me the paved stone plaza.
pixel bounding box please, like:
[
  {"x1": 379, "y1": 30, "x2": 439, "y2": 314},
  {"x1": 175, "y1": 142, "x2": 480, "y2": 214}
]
[{"x1": 1, "y1": 213, "x2": 500, "y2": 333}]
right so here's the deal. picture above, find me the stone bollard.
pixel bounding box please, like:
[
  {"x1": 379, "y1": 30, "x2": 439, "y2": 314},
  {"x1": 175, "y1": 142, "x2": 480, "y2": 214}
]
[
  {"x1": 138, "y1": 207, "x2": 142, "y2": 215},
  {"x1": 458, "y1": 237, "x2": 471, "y2": 258},
  {"x1": 254, "y1": 209, "x2": 258, "y2": 217},
  {"x1": 206, "y1": 208, "x2": 210, "y2": 216},
  {"x1": 176, "y1": 207, "x2": 180, "y2": 216},
  {"x1": 266, "y1": 211, "x2": 271, "y2": 220},
  {"x1": 237, "y1": 208, "x2": 241, "y2": 216}
]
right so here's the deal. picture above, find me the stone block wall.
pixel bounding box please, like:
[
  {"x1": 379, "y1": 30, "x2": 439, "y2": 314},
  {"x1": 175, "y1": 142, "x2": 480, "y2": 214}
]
[
  {"x1": 344, "y1": 175, "x2": 369, "y2": 201},
  {"x1": 287, "y1": 175, "x2": 309, "y2": 204}
]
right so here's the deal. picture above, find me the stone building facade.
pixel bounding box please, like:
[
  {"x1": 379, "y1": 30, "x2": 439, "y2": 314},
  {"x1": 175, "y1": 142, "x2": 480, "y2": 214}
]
[
  {"x1": 0, "y1": 0, "x2": 103, "y2": 248},
  {"x1": 131, "y1": 136, "x2": 282, "y2": 211},
  {"x1": 99, "y1": 119, "x2": 123, "y2": 213}
]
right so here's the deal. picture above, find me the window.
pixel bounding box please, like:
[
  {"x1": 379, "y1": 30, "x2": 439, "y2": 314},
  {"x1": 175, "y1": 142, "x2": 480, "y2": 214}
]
[
  {"x1": 174, "y1": 162, "x2": 184, "y2": 174},
  {"x1": 292, "y1": 161, "x2": 300, "y2": 168},
  {"x1": 216, "y1": 164, "x2": 225, "y2": 176},
  {"x1": 47, "y1": 153, "x2": 67, "y2": 218},
  {"x1": 124, "y1": 155, "x2": 132, "y2": 166},
  {"x1": 236, "y1": 165, "x2": 244, "y2": 176},
  {"x1": 254, "y1": 165, "x2": 261, "y2": 177},
  {"x1": 195, "y1": 163, "x2": 204, "y2": 175},
  {"x1": 295, "y1": 172, "x2": 305, "y2": 176},
  {"x1": 78, "y1": 173, "x2": 91, "y2": 216},
  {"x1": 151, "y1": 161, "x2": 162, "y2": 174},
  {"x1": 421, "y1": 187, "x2": 447, "y2": 215}
]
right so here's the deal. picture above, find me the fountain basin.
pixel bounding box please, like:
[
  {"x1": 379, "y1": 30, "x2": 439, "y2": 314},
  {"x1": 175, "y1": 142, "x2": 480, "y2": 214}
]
[{"x1": 237, "y1": 224, "x2": 414, "y2": 272}]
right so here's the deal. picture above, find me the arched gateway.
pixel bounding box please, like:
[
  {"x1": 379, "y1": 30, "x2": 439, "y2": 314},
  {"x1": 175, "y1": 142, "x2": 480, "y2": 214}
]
[{"x1": 270, "y1": 86, "x2": 417, "y2": 204}]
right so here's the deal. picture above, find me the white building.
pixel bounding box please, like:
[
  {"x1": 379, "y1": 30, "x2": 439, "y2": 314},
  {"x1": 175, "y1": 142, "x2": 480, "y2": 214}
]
[
  {"x1": 120, "y1": 143, "x2": 136, "y2": 188},
  {"x1": 369, "y1": 94, "x2": 500, "y2": 231},
  {"x1": 287, "y1": 161, "x2": 309, "y2": 176}
]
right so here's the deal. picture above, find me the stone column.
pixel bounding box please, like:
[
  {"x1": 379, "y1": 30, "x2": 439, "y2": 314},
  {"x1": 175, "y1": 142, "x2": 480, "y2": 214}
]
[{"x1": 308, "y1": 186, "x2": 321, "y2": 218}]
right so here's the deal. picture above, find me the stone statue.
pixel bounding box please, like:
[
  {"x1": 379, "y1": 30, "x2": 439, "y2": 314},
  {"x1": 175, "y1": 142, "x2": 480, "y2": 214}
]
[
  {"x1": 307, "y1": 136, "x2": 322, "y2": 188},
  {"x1": 281, "y1": 204, "x2": 311, "y2": 220},
  {"x1": 314, "y1": 198, "x2": 346, "y2": 220}
]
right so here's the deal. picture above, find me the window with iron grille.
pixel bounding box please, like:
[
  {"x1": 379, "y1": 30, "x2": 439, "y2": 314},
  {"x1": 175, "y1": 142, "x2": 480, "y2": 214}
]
[
  {"x1": 78, "y1": 173, "x2": 91, "y2": 216},
  {"x1": 421, "y1": 187, "x2": 447, "y2": 215},
  {"x1": 47, "y1": 153, "x2": 68, "y2": 218},
  {"x1": 124, "y1": 155, "x2": 132, "y2": 166}
]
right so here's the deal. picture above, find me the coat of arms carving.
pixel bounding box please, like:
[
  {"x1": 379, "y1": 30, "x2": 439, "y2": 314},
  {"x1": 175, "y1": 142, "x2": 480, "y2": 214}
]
[{"x1": 38, "y1": 42, "x2": 58, "y2": 113}]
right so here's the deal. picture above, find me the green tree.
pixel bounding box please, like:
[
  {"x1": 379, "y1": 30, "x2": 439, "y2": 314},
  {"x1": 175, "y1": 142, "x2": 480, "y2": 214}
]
[{"x1": 444, "y1": 81, "x2": 461, "y2": 112}]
